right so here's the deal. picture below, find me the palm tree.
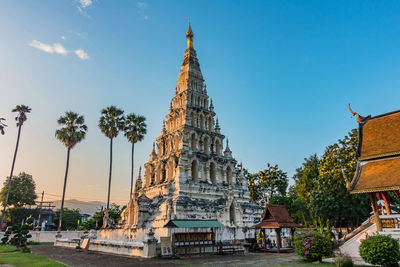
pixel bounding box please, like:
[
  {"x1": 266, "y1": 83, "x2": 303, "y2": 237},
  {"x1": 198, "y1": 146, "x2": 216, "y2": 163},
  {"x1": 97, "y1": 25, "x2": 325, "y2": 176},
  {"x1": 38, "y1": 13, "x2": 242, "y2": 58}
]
[
  {"x1": 0, "y1": 105, "x2": 31, "y2": 226},
  {"x1": 0, "y1": 118, "x2": 7, "y2": 135},
  {"x1": 99, "y1": 106, "x2": 124, "y2": 226},
  {"x1": 124, "y1": 113, "x2": 147, "y2": 197},
  {"x1": 55, "y1": 111, "x2": 87, "y2": 234}
]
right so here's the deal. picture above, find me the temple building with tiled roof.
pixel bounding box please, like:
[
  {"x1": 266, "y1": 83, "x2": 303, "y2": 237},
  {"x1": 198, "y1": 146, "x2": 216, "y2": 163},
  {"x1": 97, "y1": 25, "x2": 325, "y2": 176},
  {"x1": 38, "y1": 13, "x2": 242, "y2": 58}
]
[{"x1": 348, "y1": 105, "x2": 400, "y2": 230}]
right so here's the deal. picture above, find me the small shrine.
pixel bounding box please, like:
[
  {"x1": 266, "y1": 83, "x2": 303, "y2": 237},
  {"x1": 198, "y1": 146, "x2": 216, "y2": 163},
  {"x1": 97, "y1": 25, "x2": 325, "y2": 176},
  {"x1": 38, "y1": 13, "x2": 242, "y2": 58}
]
[
  {"x1": 252, "y1": 204, "x2": 299, "y2": 253},
  {"x1": 348, "y1": 106, "x2": 400, "y2": 231}
]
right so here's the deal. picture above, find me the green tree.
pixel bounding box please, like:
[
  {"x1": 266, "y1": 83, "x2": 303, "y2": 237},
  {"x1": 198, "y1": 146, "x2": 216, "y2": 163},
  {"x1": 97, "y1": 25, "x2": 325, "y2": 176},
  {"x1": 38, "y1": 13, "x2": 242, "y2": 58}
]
[
  {"x1": 1, "y1": 105, "x2": 31, "y2": 226},
  {"x1": 55, "y1": 111, "x2": 88, "y2": 233},
  {"x1": 99, "y1": 106, "x2": 124, "y2": 226},
  {"x1": 249, "y1": 163, "x2": 288, "y2": 207},
  {"x1": 310, "y1": 129, "x2": 370, "y2": 227},
  {"x1": 79, "y1": 204, "x2": 125, "y2": 230},
  {"x1": 0, "y1": 172, "x2": 37, "y2": 208},
  {"x1": 53, "y1": 208, "x2": 82, "y2": 230},
  {"x1": 269, "y1": 187, "x2": 312, "y2": 226},
  {"x1": 124, "y1": 113, "x2": 147, "y2": 197},
  {"x1": 293, "y1": 154, "x2": 319, "y2": 204},
  {"x1": 0, "y1": 117, "x2": 6, "y2": 135}
]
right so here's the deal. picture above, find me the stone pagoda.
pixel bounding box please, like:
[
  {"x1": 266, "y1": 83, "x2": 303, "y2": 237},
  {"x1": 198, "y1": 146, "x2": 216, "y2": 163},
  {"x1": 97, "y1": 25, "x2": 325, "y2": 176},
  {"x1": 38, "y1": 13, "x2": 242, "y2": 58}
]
[{"x1": 121, "y1": 24, "x2": 262, "y2": 242}]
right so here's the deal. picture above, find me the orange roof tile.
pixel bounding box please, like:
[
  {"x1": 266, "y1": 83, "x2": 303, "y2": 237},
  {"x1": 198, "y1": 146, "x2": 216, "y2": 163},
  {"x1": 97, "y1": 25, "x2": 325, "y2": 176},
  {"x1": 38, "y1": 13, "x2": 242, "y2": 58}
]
[
  {"x1": 350, "y1": 156, "x2": 400, "y2": 194},
  {"x1": 252, "y1": 204, "x2": 299, "y2": 229},
  {"x1": 359, "y1": 110, "x2": 400, "y2": 159}
]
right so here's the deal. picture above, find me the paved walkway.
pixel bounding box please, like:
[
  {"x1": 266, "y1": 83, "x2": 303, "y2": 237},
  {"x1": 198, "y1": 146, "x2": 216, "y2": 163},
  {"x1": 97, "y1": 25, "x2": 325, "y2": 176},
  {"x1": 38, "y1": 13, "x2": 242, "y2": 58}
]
[{"x1": 31, "y1": 245, "x2": 303, "y2": 267}]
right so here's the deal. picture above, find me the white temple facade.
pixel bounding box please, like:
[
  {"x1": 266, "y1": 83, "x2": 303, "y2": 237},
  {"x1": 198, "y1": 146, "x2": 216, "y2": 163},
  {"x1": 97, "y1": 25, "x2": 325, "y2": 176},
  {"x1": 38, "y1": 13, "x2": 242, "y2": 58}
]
[{"x1": 121, "y1": 24, "x2": 263, "y2": 242}]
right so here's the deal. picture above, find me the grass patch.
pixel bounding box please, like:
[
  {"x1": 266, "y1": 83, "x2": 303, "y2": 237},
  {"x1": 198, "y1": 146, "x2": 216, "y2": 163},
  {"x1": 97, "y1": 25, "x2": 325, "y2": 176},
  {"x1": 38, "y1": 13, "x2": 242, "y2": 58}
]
[
  {"x1": 0, "y1": 245, "x2": 18, "y2": 253},
  {"x1": 27, "y1": 241, "x2": 54, "y2": 245},
  {"x1": 0, "y1": 250, "x2": 66, "y2": 267}
]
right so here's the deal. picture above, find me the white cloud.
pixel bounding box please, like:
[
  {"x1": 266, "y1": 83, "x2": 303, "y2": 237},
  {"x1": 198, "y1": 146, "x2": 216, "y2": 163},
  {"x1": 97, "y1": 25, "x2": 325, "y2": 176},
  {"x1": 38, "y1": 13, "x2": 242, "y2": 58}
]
[
  {"x1": 29, "y1": 40, "x2": 68, "y2": 55},
  {"x1": 61, "y1": 36, "x2": 66, "y2": 40},
  {"x1": 53, "y1": 43, "x2": 68, "y2": 55},
  {"x1": 75, "y1": 49, "x2": 89, "y2": 60},
  {"x1": 137, "y1": 2, "x2": 148, "y2": 9},
  {"x1": 78, "y1": 0, "x2": 92, "y2": 8}
]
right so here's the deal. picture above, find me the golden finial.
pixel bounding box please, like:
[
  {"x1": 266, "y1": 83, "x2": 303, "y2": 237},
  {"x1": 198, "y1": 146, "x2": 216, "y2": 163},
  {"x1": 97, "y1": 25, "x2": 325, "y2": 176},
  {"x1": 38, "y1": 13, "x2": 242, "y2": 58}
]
[
  {"x1": 186, "y1": 19, "x2": 194, "y2": 49},
  {"x1": 348, "y1": 103, "x2": 362, "y2": 123}
]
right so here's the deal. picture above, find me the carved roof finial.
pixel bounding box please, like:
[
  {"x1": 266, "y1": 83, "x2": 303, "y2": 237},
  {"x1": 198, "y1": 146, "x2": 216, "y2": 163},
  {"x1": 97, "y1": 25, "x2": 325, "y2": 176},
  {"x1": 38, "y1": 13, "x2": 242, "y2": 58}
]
[
  {"x1": 348, "y1": 103, "x2": 365, "y2": 123},
  {"x1": 224, "y1": 138, "x2": 232, "y2": 157}
]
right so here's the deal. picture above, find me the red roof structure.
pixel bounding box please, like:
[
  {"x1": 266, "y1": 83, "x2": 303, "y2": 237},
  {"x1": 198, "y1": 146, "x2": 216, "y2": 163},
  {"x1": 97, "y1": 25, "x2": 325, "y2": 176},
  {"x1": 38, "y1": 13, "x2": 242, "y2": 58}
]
[
  {"x1": 252, "y1": 204, "x2": 299, "y2": 253},
  {"x1": 349, "y1": 109, "x2": 400, "y2": 194},
  {"x1": 253, "y1": 204, "x2": 299, "y2": 229},
  {"x1": 347, "y1": 106, "x2": 400, "y2": 231}
]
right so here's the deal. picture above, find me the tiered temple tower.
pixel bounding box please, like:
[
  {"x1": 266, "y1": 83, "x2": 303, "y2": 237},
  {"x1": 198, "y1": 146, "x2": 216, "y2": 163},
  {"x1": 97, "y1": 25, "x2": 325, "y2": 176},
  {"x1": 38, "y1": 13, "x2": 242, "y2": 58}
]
[{"x1": 122, "y1": 24, "x2": 262, "y2": 241}]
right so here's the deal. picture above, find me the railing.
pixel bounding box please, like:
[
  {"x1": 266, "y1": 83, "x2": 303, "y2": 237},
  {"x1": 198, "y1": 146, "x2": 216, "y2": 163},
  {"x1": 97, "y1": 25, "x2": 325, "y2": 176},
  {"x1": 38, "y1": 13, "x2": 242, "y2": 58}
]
[{"x1": 379, "y1": 214, "x2": 400, "y2": 231}]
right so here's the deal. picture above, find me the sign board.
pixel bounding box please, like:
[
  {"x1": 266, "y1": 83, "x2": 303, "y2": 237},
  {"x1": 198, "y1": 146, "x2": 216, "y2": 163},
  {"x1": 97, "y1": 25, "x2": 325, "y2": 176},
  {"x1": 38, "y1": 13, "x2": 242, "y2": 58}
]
[
  {"x1": 81, "y1": 238, "x2": 90, "y2": 252},
  {"x1": 160, "y1": 236, "x2": 172, "y2": 257}
]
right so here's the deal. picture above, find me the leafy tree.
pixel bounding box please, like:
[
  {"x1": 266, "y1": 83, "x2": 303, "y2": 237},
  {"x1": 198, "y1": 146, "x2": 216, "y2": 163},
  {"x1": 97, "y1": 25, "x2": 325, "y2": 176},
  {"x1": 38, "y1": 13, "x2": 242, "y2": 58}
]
[
  {"x1": 79, "y1": 204, "x2": 125, "y2": 230},
  {"x1": 293, "y1": 154, "x2": 319, "y2": 204},
  {"x1": 0, "y1": 117, "x2": 6, "y2": 135},
  {"x1": 0, "y1": 172, "x2": 37, "y2": 208},
  {"x1": 53, "y1": 208, "x2": 82, "y2": 230},
  {"x1": 269, "y1": 188, "x2": 312, "y2": 226},
  {"x1": 99, "y1": 106, "x2": 125, "y2": 226},
  {"x1": 1, "y1": 105, "x2": 31, "y2": 226},
  {"x1": 55, "y1": 111, "x2": 88, "y2": 233},
  {"x1": 6, "y1": 207, "x2": 39, "y2": 225},
  {"x1": 249, "y1": 163, "x2": 288, "y2": 207},
  {"x1": 124, "y1": 113, "x2": 147, "y2": 197},
  {"x1": 309, "y1": 129, "x2": 370, "y2": 227}
]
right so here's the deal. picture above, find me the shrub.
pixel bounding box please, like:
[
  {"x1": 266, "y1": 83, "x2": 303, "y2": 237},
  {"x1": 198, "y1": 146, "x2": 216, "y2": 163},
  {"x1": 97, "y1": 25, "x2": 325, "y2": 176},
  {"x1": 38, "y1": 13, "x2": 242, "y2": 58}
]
[
  {"x1": 334, "y1": 256, "x2": 354, "y2": 267},
  {"x1": 1, "y1": 224, "x2": 32, "y2": 252},
  {"x1": 359, "y1": 234, "x2": 400, "y2": 267},
  {"x1": 294, "y1": 229, "x2": 334, "y2": 262}
]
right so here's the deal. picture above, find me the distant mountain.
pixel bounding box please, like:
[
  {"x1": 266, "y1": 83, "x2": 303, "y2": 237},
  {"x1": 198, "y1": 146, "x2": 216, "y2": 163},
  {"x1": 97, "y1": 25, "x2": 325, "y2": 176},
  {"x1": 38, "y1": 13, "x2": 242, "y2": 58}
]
[{"x1": 52, "y1": 199, "x2": 106, "y2": 215}]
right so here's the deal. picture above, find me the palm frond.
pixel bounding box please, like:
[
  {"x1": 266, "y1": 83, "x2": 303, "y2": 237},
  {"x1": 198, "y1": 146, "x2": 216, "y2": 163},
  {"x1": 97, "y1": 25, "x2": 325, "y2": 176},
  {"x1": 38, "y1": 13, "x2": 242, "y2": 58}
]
[
  {"x1": 55, "y1": 111, "x2": 88, "y2": 148},
  {"x1": 98, "y1": 106, "x2": 125, "y2": 139}
]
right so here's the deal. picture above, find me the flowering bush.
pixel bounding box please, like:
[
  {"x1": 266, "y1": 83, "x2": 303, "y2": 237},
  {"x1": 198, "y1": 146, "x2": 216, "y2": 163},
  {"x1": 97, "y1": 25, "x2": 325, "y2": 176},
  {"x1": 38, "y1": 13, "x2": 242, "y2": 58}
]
[
  {"x1": 294, "y1": 229, "x2": 334, "y2": 262},
  {"x1": 359, "y1": 234, "x2": 400, "y2": 267}
]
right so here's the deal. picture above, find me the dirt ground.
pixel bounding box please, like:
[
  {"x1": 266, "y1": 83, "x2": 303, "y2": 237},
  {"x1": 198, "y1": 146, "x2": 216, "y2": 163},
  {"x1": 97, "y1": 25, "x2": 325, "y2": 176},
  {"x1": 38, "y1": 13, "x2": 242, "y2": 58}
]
[{"x1": 30, "y1": 244, "x2": 302, "y2": 267}]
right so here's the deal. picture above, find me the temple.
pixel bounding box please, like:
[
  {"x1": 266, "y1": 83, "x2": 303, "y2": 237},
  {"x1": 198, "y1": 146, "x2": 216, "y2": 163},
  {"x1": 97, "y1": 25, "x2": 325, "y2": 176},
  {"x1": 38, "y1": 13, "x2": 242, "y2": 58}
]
[
  {"x1": 120, "y1": 24, "x2": 263, "y2": 242},
  {"x1": 348, "y1": 106, "x2": 400, "y2": 231}
]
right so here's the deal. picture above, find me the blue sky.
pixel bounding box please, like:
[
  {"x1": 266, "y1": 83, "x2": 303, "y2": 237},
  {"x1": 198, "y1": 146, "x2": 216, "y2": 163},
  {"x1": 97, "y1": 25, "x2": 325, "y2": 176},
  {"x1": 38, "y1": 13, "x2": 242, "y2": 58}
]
[{"x1": 1, "y1": 0, "x2": 400, "y2": 204}]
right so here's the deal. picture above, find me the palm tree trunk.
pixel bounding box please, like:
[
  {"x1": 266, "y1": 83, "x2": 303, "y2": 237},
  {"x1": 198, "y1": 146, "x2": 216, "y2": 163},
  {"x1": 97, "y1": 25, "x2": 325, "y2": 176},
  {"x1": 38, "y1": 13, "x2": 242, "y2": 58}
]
[
  {"x1": 106, "y1": 138, "x2": 113, "y2": 222},
  {"x1": 0, "y1": 124, "x2": 22, "y2": 227},
  {"x1": 57, "y1": 147, "x2": 71, "y2": 233},
  {"x1": 130, "y1": 143, "x2": 135, "y2": 197}
]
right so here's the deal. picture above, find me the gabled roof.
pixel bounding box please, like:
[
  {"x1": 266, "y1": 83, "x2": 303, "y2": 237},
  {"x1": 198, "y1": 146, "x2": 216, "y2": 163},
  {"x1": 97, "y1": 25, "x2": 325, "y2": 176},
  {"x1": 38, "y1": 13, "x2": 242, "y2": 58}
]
[
  {"x1": 252, "y1": 204, "x2": 299, "y2": 229},
  {"x1": 357, "y1": 109, "x2": 400, "y2": 160},
  {"x1": 349, "y1": 109, "x2": 400, "y2": 194}
]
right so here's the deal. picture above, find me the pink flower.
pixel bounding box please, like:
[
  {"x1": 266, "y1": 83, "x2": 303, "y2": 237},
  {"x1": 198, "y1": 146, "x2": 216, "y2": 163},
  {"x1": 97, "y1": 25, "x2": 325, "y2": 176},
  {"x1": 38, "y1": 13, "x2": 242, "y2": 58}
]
[{"x1": 305, "y1": 251, "x2": 309, "y2": 255}]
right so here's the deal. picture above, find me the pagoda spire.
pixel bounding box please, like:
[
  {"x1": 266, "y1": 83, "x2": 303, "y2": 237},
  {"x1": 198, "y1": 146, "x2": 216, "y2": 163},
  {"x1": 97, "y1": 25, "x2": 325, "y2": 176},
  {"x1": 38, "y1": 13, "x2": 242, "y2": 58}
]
[{"x1": 186, "y1": 21, "x2": 194, "y2": 49}]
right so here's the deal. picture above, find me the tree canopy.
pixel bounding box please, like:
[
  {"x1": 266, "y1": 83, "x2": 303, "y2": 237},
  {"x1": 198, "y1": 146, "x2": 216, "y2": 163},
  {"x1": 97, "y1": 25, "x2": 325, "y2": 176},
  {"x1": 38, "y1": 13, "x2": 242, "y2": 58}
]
[
  {"x1": 249, "y1": 163, "x2": 288, "y2": 207},
  {"x1": 0, "y1": 172, "x2": 37, "y2": 208}
]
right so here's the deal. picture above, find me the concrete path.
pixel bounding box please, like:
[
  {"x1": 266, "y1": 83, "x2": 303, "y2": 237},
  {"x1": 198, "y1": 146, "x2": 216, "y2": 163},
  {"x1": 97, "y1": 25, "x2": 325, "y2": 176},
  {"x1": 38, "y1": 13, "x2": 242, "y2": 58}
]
[{"x1": 31, "y1": 244, "x2": 303, "y2": 267}]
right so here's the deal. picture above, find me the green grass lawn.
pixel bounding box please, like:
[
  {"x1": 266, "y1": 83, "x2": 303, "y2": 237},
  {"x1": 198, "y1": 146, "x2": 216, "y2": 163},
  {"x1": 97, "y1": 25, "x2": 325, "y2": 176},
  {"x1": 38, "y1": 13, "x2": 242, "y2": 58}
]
[{"x1": 0, "y1": 245, "x2": 66, "y2": 267}]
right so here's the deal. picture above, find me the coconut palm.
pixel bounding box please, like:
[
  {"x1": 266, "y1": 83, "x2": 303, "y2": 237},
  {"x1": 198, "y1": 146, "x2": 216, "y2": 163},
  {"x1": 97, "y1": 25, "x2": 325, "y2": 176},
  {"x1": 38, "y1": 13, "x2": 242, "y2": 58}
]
[
  {"x1": 99, "y1": 106, "x2": 124, "y2": 226},
  {"x1": 0, "y1": 105, "x2": 31, "y2": 226},
  {"x1": 124, "y1": 113, "x2": 147, "y2": 197},
  {"x1": 55, "y1": 111, "x2": 87, "y2": 233},
  {"x1": 0, "y1": 118, "x2": 7, "y2": 135}
]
